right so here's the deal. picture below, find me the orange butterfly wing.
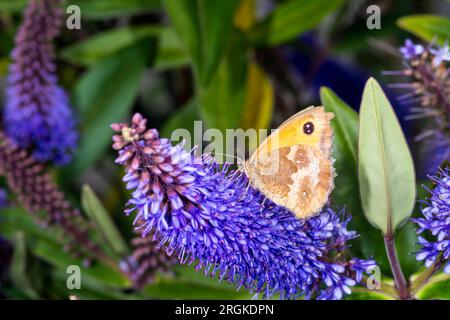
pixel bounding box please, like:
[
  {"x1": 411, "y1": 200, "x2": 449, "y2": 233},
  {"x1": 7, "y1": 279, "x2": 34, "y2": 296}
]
[{"x1": 245, "y1": 106, "x2": 335, "y2": 219}]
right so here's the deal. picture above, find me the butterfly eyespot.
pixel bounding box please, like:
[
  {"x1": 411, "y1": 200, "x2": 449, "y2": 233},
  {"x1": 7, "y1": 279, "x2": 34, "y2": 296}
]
[{"x1": 303, "y1": 122, "x2": 314, "y2": 135}]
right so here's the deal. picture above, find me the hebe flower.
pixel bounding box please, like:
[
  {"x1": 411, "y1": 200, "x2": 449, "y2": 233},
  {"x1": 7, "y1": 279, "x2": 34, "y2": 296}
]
[
  {"x1": 4, "y1": 0, "x2": 77, "y2": 165},
  {"x1": 394, "y1": 40, "x2": 450, "y2": 120},
  {"x1": 120, "y1": 231, "x2": 178, "y2": 288},
  {"x1": 414, "y1": 167, "x2": 450, "y2": 273},
  {"x1": 385, "y1": 39, "x2": 450, "y2": 174},
  {"x1": 0, "y1": 130, "x2": 100, "y2": 260},
  {"x1": 112, "y1": 113, "x2": 376, "y2": 300}
]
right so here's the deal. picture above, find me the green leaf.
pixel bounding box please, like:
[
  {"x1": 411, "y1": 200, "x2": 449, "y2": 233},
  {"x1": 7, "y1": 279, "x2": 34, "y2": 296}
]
[
  {"x1": 416, "y1": 273, "x2": 450, "y2": 300},
  {"x1": 75, "y1": 0, "x2": 161, "y2": 20},
  {"x1": 0, "y1": 208, "x2": 130, "y2": 288},
  {"x1": 320, "y1": 88, "x2": 382, "y2": 258},
  {"x1": 67, "y1": 40, "x2": 152, "y2": 174},
  {"x1": 358, "y1": 78, "x2": 416, "y2": 236},
  {"x1": 198, "y1": 32, "x2": 248, "y2": 132},
  {"x1": 0, "y1": 0, "x2": 27, "y2": 12},
  {"x1": 397, "y1": 15, "x2": 450, "y2": 45},
  {"x1": 9, "y1": 232, "x2": 39, "y2": 299},
  {"x1": 164, "y1": 0, "x2": 240, "y2": 86},
  {"x1": 347, "y1": 290, "x2": 393, "y2": 300},
  {"x1": 50, "y1": 269, "x2": 138, "y2": 300},
  {"x1": 0, "y1": 208, "x2": 57, "y2": 243},
  {"x1": 145, "y1": 276, "x2": 248, "y2": 299},
  {"x1": 144, "y1": 278, "x2": 244, "y2": 299},
  {"x1": 143, "y1": 265, "x2": 252, "y2": 299},
  {"x1": 81, "y1": 184, "x2": 129, "y2": 258},
  {"x1": 154, "y1": 27, "x2": 191, "y2": 71},
  {"x1": 29, "y1": 237, "x2": 130, "y2": 288},
  {"x1": 160, "y1": 98, "x2": 201, "y2": 139},
  {"x1": 61, "y1": 26, "x2": 163, "y2": 66},
  {"x1": 250, "y1": 0, "x2": 345, "y2": 46},
  {"x1": 320, "y1": 88, "x2": 360, "y2": 216},
  {"x1": 60, "y1": 26, "x2": 188, "y2": 70}
]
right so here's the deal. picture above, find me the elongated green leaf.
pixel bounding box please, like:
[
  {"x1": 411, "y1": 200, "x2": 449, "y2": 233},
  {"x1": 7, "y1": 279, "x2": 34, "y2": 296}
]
[
  {"x1": 198, "y1": 32, "x2": 248, "y2": 132},
  {"x1": 358, "y1": 78, "x2": 416, "y2": 235},
  {"x1": 0, "y1": 0, "x2": 160, "y2": 19},
  {"x1": 164, "y1": 0, "x2": 240, "y2": 86},
  {"x1": 144, "y1": 279, "x2": 243, "y2": 299},
  {"x1": 250, "y1": 0, "x2": 344, "y2": 46},
  {"x1": 61, "y1": 26, "x2": 164, "y2": 66},
  {"x1": 0, "y1": 208, "x2": 130, "y2": 288},
  {"x1": 416, "y1": 274, "x2": 450, "y2": 300},
  {"x1": 0, "y1": 0, "x2": 27, "y2": 11},
  {"x1": 320, "y1": 87, "x2": 408, "y2": 276},
  {"x1": 50, "y1": 269, "x2": 139, "y2": 300},
  {"x1": 160, "y1": 98, "x2": 200, "y2": 139},
  {"x1": 75, "y1": 0, "x2": 161, "y2": 20},
  {"x1": 30, "y1": 236, "x2": 130, "y2": 288},
  {"x1": 320, "y1": 87, "x2": 360, "y2": 215},
  {"x1": 9, "y1": 232, "x2": 39, "y2": 299},
  {"x1": 347, "y1": 290, "x2": 393, "y2": 300},
  {"x1": 81, "y1": 185, "x2": 129, "y2": 257},
  {"x1": 145, "y1": 275, "x2": 249, "y2": 300},
  {"x1": 154, "y1": 27, "x2": 191, "y2": 71},
  {"x1": 398, "y1": 15, "x2": 450, "y2": 45},
  {"x1": 143, "y1": 265, "x2": 252, "y2": 299},
  {"x1": 61, "y1": 26, "x2": 188, "y2": 70},
  {"x1": 67, "y1": 40, "x2": 152, "y2": 174},
  {"x1": 320, "y1": 88, "x2": 385, "y2": 263}
]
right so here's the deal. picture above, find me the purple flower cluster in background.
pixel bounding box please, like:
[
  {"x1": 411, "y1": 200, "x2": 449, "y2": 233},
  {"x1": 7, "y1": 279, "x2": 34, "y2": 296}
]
[
  {"x1": 386, "y1": 39, "x2": 450, "y2": 175},
  {"x1": 120, "y1": 232, "x2": 177, "y2": 289},
  {"x1": 414, "y1": 167, "x2": 450, "y2": 274},
  {"x1": 112, "y1": 113, "x2": 376, "y2": 300},
  {"x1": 4, "y1": 0, "x2": 77, "y2": 165}
]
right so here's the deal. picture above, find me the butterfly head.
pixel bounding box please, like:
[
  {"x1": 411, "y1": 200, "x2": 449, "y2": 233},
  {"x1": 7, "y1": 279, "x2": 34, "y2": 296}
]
[{"x1": 283, "y1": 106, "x2": 334, "y2": 152}]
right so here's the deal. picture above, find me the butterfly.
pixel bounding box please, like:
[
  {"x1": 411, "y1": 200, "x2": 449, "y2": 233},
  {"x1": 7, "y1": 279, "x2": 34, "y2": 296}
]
[{"x1": 244, "y1": 106, "x2": 335, "y2": 219}]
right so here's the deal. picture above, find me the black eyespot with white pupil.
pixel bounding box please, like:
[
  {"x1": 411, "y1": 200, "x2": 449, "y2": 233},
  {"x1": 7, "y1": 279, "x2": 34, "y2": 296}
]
[{"x1": 303, "y1": 122, "x2": 314, "y2": 135}]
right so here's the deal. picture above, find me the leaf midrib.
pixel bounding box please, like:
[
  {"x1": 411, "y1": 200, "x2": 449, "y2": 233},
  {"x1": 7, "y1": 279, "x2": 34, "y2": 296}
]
[{"x1": 370, "y1": 82, "x2": 393, "y2": 235}]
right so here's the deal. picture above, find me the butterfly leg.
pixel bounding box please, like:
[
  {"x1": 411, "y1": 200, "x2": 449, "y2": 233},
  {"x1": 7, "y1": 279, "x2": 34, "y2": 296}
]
[
  {"x1": 260, "y1": 196, "x2": 268, "y2": 210},
  {"x1": 241, "y1": 180, "x2": 252, "y2": 200}
]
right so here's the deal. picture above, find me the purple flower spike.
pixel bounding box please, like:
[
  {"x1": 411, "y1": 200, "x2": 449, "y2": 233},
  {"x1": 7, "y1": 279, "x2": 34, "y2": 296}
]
[
  {"x1": 112, "y1": 113, "x2": 376, "y2": 300},
  {"x1": 400, "y1": 39, "x2": 424, "y2": 60},
  {"x1": 414, "y1": 167, "x2": 450, "y2": 273},
  {"x1": 386, "y1": 40, "x2": 450, "y2": 176},
  {"x1": 4, "y1": 0, "x2": 77, "y2": 165}
]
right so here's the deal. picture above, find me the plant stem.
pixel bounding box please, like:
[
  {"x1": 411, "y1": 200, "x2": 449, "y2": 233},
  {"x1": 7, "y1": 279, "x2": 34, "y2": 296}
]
[{"x1": 384, "y1": 235, "x2": 411, "y2": 299}]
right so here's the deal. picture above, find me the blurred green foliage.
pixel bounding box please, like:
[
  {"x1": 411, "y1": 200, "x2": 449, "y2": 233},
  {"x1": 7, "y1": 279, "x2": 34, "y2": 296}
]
[{"x1": 0, "y1": 0, "x2": 449, "y2": 300}]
